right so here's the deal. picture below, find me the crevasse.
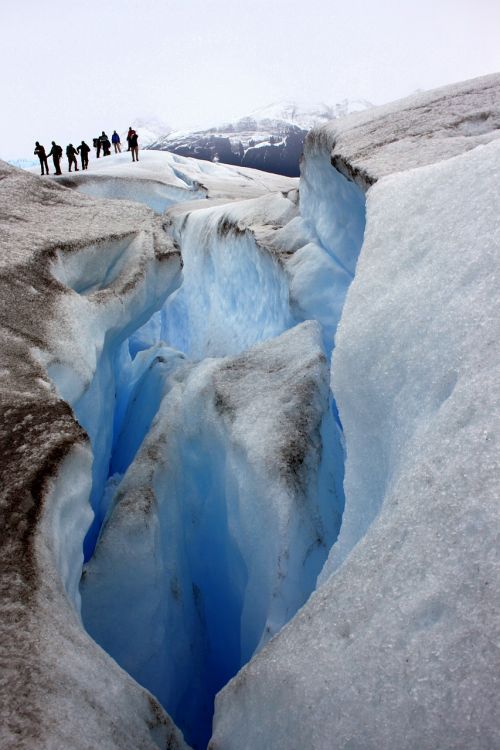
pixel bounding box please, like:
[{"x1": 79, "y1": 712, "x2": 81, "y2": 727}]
[{"x1": 49, "y1": 151, "x2": 366, "y2": 749}]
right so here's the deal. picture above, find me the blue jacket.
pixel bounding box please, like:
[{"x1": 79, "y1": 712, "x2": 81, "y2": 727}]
[{"x1": 112, "y1": 132, "x2": 120, "y2": 143}]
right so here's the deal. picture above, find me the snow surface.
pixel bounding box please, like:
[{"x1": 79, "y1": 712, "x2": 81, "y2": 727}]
[
  {"x1": 53, "y1": 149, "x2": 296, "y2": 212},
  {"x1": 210, "y1": 116, "x2": 500, "y2": 750},
  {"x1": 312, "y1": 71, "x2": 500, "y2": 189}
]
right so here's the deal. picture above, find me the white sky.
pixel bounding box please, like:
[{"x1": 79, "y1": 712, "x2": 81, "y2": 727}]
[{"x1": 2, "y1": 0, "x2": 500, "y2": 160}]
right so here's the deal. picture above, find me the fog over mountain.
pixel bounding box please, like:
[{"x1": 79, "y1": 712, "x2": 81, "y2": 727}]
[{"x1": 146, "y1": 99, "x2": 374, "y2": 177}]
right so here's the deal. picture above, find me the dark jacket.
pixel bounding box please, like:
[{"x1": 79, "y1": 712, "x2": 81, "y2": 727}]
[
  {"x1": 48, "y1": 144, "x2": 63, "y2": 159},
  {"x1": 34, "y1": 144, "x2": 46, "y2": 158},
  {"x1": 78, "y1": 142, "x2": 91, "y2": 155},
  {"x1": 130, "y1": 132, "x2": 138, "y2": 148},
  {"x1": 66, "y1": 145, "x2": 78, "y2": 158}
]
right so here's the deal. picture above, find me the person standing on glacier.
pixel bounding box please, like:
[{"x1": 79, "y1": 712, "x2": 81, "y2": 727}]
[
  {"x1": 66, "y1": 143, "x2": 79, "y2": 172},
  {"x1": 100, "y1": 131, "x2": 111, "y2": 156},
  {"x1": 77, "y1": 140, "x2": 90, "y2": 170},
  {"x1": 111, "y1": 130, "x2": 121, "y2": 153},
  {"x1": 47, "y1": 141, "x2": 63, "y2": 175},
  {"x1": 129, "y1": 130, "x2": 139, "y2": 162},
  {"x1": 126, "y1": 126, "x2": 134, "y2": 151},
  {"x1": 34, "y1": 142, "x2": 49, "y2": 175}
]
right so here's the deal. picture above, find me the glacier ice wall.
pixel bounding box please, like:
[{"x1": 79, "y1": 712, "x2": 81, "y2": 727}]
[
  {"x1": 163, "y1": 201, "x2": 295, "y2": 359},
  {"x1": 46, "y1": 118, "x2": 366, "y2": 748},
  {"x1": 82, "y1": 323, "x2": 339, "y2": 749},
  {"x1": 0, "y1": 161, "x2": 190, "y2": 750},
  {"x1": 210, "y1": 133, "x2": 500, "y2": 750},
  {"x1": 4, "y1": 72, "x2": 499, "y2": 750}
]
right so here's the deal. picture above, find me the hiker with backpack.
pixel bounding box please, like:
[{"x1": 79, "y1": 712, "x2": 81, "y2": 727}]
[
  {"x1": 100, "y1": 131, "x2": 111, "y2": 156},
  {"x1": 77, "y1": 141, "x2": 91, "y2": 170},
  {"x1": 66, "y1": 144, "x2": 79, "y2": 172},
  {"x1": 47, "y1": 141, "x2": 63, "y2": 175}
]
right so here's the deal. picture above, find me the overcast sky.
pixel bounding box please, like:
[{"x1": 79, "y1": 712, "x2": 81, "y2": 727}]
[{"x1": 2, "y1": 0, "x2": 499, "y2": 160}]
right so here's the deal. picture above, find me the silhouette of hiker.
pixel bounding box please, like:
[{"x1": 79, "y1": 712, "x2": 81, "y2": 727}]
[
  {"x1": 47, "y1": 141, "x2": 63, "y2": 175},
  {"x1": 112, "y1": 130, "x2": 121, "y2": 153},
  {"x1": 100, "y1": 131, "x2": 111, "y2": 156},
  {"x1": 93, "y1": 136, "x2": 101, "y2": 158},
  {"x1": 34, "y1": 142, "x2": 49, "y2": 175},
  {"x1": 66, "y1": 144, "x2": 79, "y2": 172},
  {"x1": 78, "y1": 141, "x2": 91, "y2": 170},
  {"x1": 126, "y1": 126, "x2": 134, "y2": 151},
  {"x1": 129, "y1": 130, "x2": 139, "y2": 162}
]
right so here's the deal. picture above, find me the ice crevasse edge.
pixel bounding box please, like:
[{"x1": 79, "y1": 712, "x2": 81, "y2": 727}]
[
  {"x1": 211, "y1": 74, "x2": 500, "y2": 750},
  {"x1": 0, "y1": 71, "x2": 499, "y2": 750},
  {"x1": 73, "y1": 116, "x2": 366, "y2": 747}
]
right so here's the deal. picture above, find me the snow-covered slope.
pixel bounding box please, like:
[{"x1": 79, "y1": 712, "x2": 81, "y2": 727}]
[
  {"x1": 1, "y1": 71, "x2": 499, "y2": 750},
  {"x1": 55, "y1": 149, "x2": 297, "y2": 213},
  {"x1": 313, "y1": 73, "x2": 500, "y2": 188}
]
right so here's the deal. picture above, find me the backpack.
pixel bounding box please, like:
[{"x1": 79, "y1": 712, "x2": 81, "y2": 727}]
[{"x1": 56, "y1": 145, "x2": 63, "y2": 158}]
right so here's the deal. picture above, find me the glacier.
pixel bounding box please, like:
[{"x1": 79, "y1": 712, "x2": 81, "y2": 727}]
[{"x1": 0, "y1": 72, "x2": 499, "y2": 750}]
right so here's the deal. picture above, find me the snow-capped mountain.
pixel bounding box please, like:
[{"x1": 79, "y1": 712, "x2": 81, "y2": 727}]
[
  {"x1": 1, "y1": 73, "x2": 500, "y2": 750},
  {"x1": 147, "y1": 99, "x2": 373, "y2": 177},
  {"x1": 245, "y1": 98, "x2": 374, "y2": 130}
]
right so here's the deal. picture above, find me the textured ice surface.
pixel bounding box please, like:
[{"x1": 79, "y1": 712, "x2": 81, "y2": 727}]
[
  {"x1": 0, "y1": 161, "x2": 188, "y2": 750},
  {"x1": 2, "y1": 71, "x2": 500, "y2": 750},
  {"x1": 311, "y1": 72, "x2": 500, "y2": 189},
  {"x1": 162, "y1": 193, "x2": 298, "y2": 358},
  {"x1": 210, "y1": 139, "x2": 500, "y2": 750},
  {"x1": 54, "y1": 149, "x2": 297, "y2": 212},
  {"x1": 81, "y1": 322, "x2": 341, "y2": 749}
]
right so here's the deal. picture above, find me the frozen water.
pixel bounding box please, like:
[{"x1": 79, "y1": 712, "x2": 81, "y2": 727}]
[
  {"x1": 210, "y1": 138, "x2": 500, "y2": 750},
  {"x1": 312, "y1": 71, "x2": 500, "y2": 189},
  {"x1": 54, "y1": 150, "x2": 297, "y2": 213},
  {"x1": 162, "y1": 196, "x2": 297, "y2": 359},
  {"x1": 2, "y1": 71, "x2": 500, "y2": 750},
  {"x1": 81, "y1": 322, "x2": 340, "y2": 749},
  {"x1": 0, "y1": 161, "x2": 189, "y2": 750}
]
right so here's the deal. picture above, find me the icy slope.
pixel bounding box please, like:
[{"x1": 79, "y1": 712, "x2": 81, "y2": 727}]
[
  {"x1": 0, "y1": 162, "x2": 188, "y2": 750},
  {"x1": 56, "y1": 150, "x2": 297, "y2": 212},
  {"x1": 315, "y1": 71, "x2": 500, "y2": 189},
  {"x1": 209, "y1": 85, "x2": 500, "y2": 749}
]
